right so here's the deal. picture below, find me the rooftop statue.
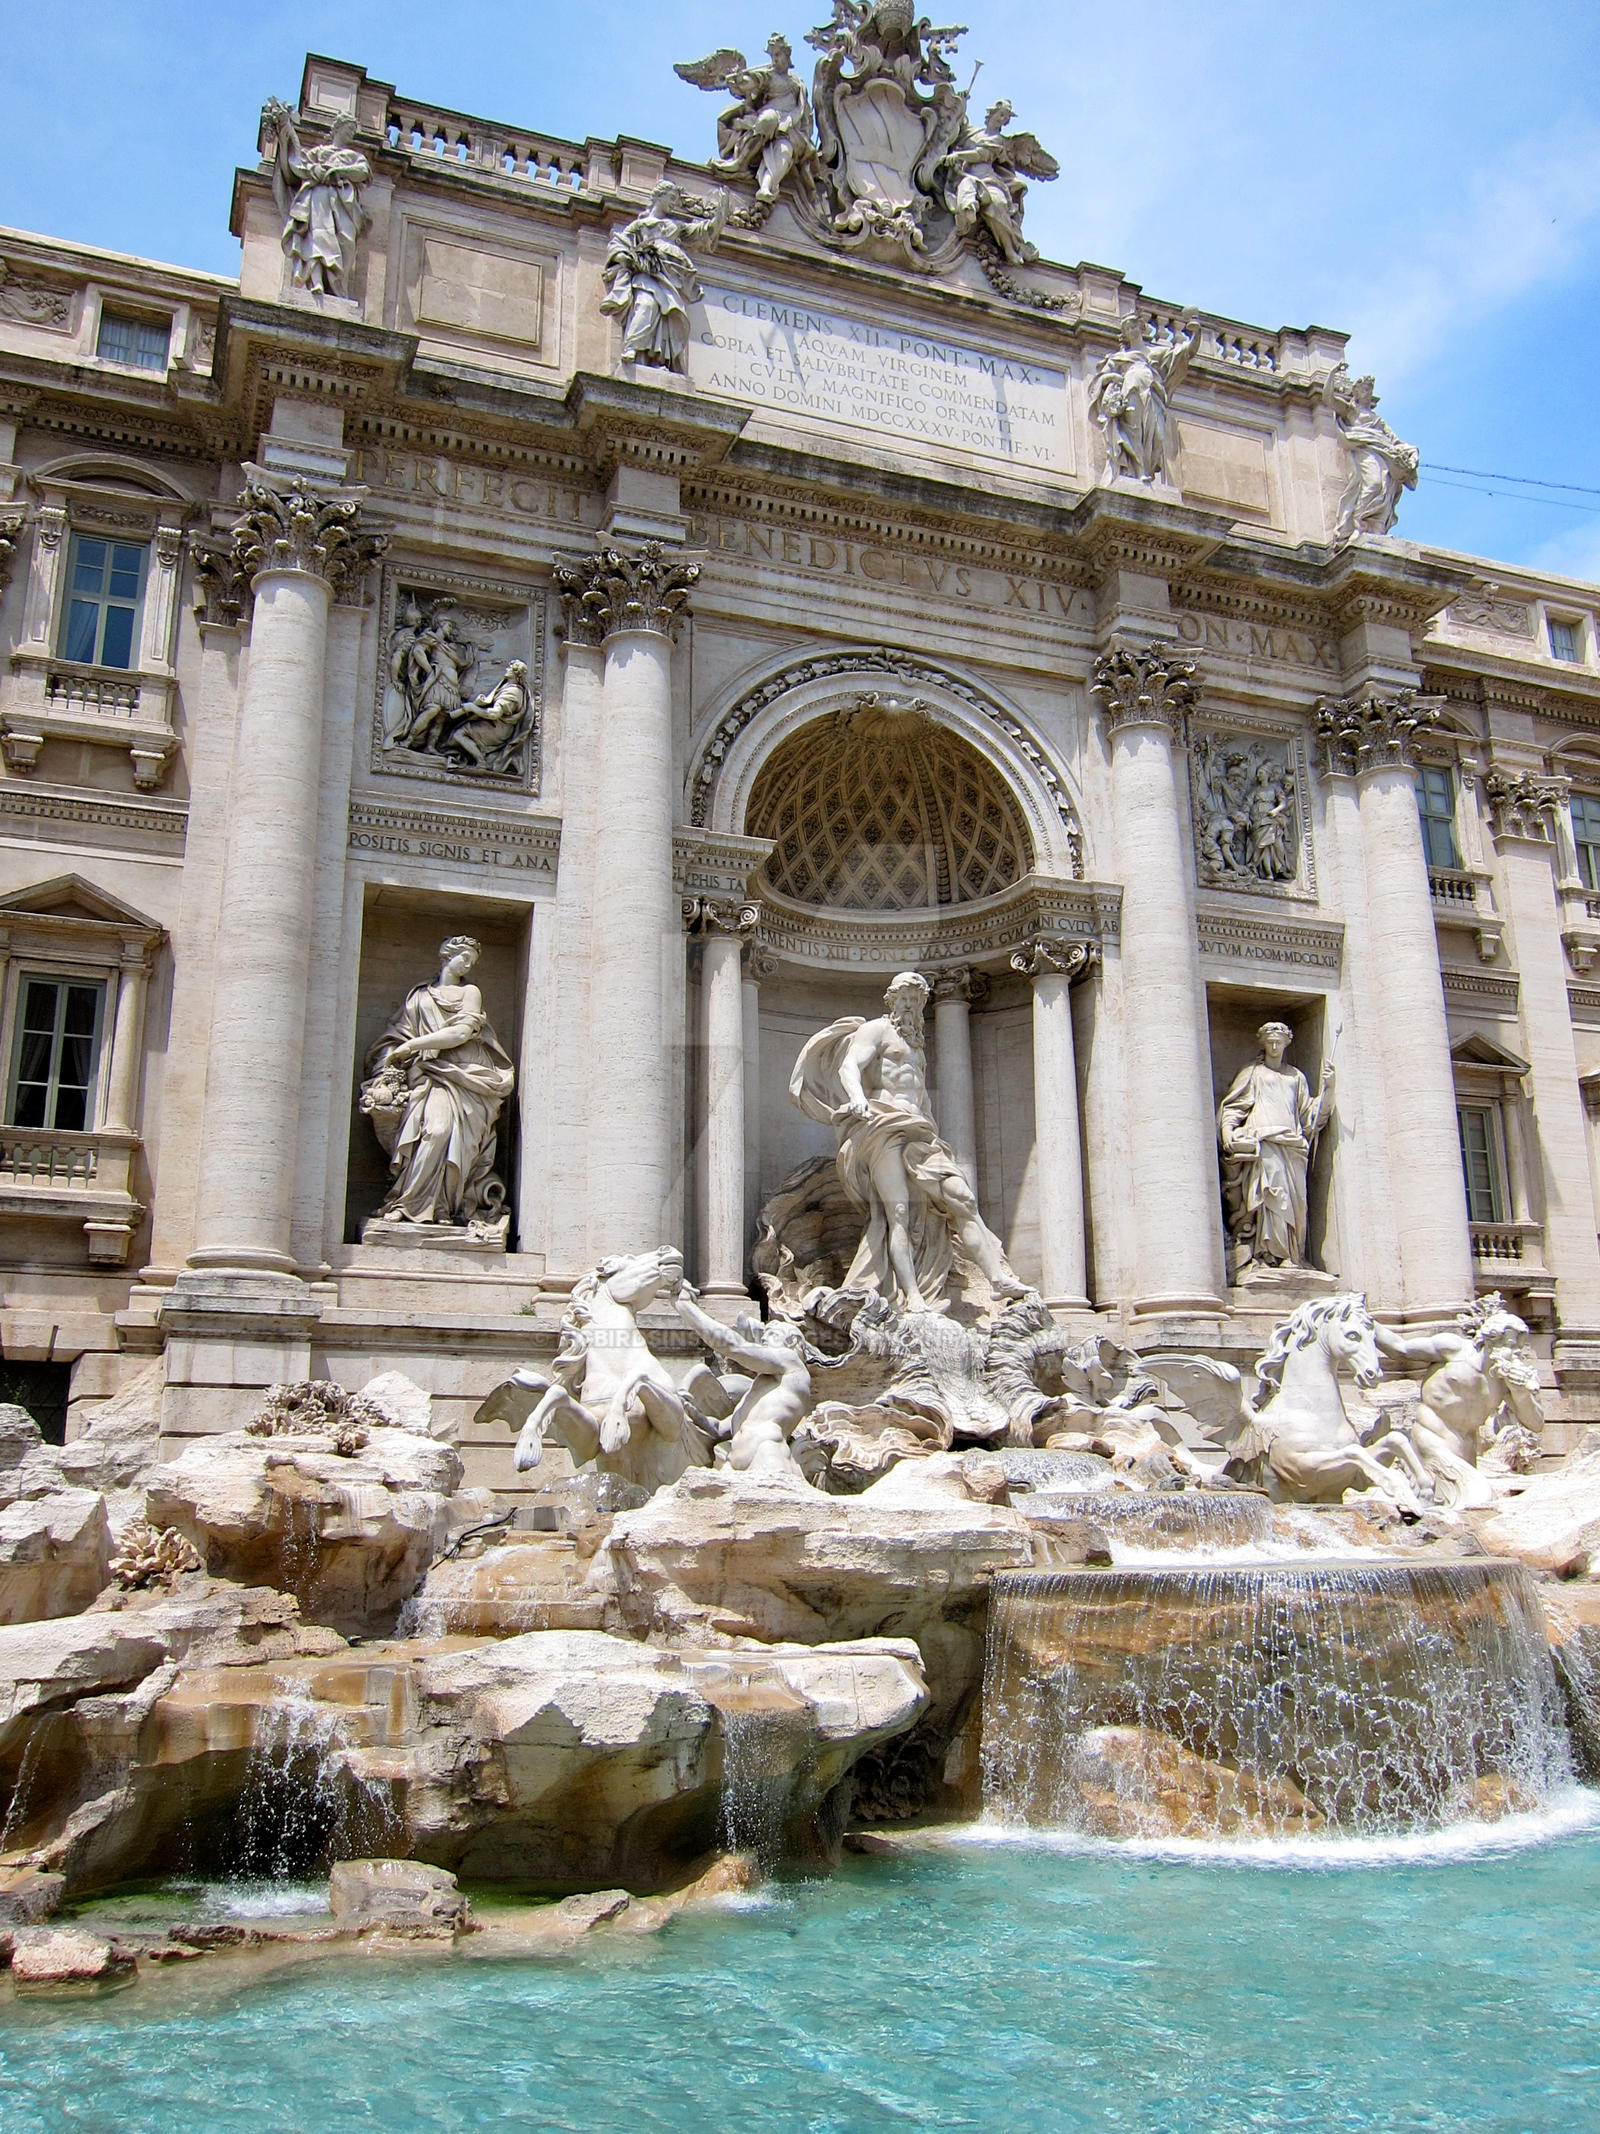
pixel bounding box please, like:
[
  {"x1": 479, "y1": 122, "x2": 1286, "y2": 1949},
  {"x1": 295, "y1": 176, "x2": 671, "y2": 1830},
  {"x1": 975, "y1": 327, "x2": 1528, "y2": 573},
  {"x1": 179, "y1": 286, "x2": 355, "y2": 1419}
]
[
  {"x1": 359, "y1": 936, "x2": 515, "y2": 1239},
  {"x1": 602, "y1": 182, "x2": 728, "y2": 371},
  {"x1": 1324, "y1": 361, "x2": 1419, "y2": 543},
  {"x1": 674, "y1": 35, "x2": 817, "y2": 222},
  {"x1": 1217, "y1": 1020, "x2": 1334, "y2": 1279},
  {"x1": 1374, "y1": 1295, "x2": 1545, "y2": 1509},
  {"x1": 260, "y1": 98, "x2": 371, "y2": 301},
  {"x1": 790, "y1": 969, "x2": 1027, "y2": 1315},
  {"x1": 939, "y1": 98, "x2": 1058, "y2": 266},
  {"x1": 1088, "y1": 316, "x2": 1198, "y2": 484}
]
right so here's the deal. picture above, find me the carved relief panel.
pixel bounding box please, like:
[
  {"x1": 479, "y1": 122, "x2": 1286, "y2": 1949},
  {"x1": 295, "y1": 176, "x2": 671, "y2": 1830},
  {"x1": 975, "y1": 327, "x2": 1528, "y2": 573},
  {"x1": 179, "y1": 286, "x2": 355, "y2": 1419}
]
[
  {"x1": 371, "y1": 568, "x2": 545, "y2": 793},
  {"x1": 1188, "y1": 725, "x2": 1315, "y2": 899}
]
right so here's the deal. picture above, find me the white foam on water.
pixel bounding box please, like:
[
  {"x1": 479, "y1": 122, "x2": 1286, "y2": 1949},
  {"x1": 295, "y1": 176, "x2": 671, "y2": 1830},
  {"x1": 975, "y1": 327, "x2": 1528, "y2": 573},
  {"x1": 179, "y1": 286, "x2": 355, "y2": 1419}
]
[
  {"x1": 207, "y1": 1879, "x2": 333, "y2": 1920},
  {"x1": 1108, "y1": 1539, "x2": 1388, "y2": 1568},
  {"x1": 918, "y1": 1787, "x2": 1600, "y2": 1871}
]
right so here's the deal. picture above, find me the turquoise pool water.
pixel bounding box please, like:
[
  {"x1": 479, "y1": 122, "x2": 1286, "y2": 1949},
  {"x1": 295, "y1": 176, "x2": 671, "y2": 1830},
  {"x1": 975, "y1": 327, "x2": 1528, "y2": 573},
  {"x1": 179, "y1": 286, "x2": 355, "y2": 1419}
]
[{"x1": 5, "y1": 1809, "x2": 1600, "y2": 2133}]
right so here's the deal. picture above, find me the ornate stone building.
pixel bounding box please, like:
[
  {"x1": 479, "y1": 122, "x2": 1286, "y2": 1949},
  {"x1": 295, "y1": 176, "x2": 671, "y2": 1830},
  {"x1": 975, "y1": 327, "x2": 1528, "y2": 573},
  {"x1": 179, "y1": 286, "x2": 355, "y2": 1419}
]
[{"x1": 0, "y1": 28, "x2": 1598, "y2": 1483}]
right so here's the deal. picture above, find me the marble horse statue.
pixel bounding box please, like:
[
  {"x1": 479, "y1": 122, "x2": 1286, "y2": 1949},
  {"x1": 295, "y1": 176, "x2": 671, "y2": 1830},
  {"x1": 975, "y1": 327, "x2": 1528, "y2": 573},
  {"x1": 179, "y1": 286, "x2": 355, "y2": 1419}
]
[
  {"x1": 476, "y1": 1247, "x2": 713, "y2": 1494},
  {"x1": 1152, "y1": 1295, "x2": 1432, "y2": 1512}
]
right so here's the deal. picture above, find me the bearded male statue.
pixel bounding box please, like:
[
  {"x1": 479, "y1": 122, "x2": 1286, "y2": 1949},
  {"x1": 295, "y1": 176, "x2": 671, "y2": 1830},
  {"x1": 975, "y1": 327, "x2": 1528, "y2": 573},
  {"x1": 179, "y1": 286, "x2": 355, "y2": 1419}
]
[{"x1": 790, "y1": 970, "x2": 1026, "y2": 1315}]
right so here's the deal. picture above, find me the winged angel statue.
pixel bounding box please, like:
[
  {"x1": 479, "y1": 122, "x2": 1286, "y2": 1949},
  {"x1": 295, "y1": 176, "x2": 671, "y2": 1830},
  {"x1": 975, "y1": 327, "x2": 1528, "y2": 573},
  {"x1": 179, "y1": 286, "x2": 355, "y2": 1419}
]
[{"x1": 674, "y1": 36, "x2": 817, "y2": 220}]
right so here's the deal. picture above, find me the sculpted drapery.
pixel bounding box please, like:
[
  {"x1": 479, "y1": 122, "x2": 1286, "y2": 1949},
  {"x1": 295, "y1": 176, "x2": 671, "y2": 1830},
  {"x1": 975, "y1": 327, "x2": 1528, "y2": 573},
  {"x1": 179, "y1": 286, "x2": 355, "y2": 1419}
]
[
  {"x1": 360, "y1": 937, "x2": 515, "y2": 1230},
  {"x1": 1217, "y1": 1022, "x2": 1333, "y2": 1272}
]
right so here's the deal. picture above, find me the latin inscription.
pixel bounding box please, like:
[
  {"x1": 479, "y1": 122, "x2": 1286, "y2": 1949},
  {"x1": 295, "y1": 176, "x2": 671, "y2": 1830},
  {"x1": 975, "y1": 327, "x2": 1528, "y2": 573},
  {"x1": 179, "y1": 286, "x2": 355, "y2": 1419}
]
[
  {"x1": 1175, "y1": 612, "x2": 1339, "y2": 672},
  {"x1": 689, "y1": 289, "x2": 1070, "y2": 469},
  {"x1": 347, "y1": 448, "x2": 596, "y2": 528}
]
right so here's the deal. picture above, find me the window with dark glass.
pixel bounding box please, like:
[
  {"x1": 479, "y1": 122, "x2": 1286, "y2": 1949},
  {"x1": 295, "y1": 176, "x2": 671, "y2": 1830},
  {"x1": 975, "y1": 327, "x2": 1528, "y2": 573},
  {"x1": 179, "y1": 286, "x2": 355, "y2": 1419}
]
[
  {"x1": 8, "y1": 977, "x2": 104, "y2": 1132},
  {"x1": 59, "y1": 533, "x2": 146, "y2": 669},
  {"x1": 1549, "y1": 618, "x2": 1582, "y2": 664},
  {"x1": 1457, "y1": 1104, "x2": 1502, "y2": 1225},
  {"x1": 1415, "y1": 763, "x2": 1461, "y2": 871},
  {"x1": 1572, "y1": 792, "x2": 1600, "y2": 893},
  {"x1": 95, "y1": 311, "x2": 169, "y2": 370}
]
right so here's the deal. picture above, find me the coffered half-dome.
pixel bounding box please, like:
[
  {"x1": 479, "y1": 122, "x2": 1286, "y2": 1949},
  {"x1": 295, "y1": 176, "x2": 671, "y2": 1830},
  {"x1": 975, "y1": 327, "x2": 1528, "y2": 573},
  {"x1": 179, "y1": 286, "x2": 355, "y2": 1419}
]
[{"x1": 745, "y1": 695, "x2": 1032, "y2": 912}]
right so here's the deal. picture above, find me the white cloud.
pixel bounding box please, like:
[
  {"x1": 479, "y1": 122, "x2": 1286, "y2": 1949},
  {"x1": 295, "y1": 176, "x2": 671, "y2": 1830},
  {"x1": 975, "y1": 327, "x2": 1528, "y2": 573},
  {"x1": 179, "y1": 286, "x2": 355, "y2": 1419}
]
[
  {"x1": 1529, "y1": 517, "x2": 1600, "y2": 590},
  {"x1": 1340, "y1": 122, "x2": 1600, "y2": 382}
]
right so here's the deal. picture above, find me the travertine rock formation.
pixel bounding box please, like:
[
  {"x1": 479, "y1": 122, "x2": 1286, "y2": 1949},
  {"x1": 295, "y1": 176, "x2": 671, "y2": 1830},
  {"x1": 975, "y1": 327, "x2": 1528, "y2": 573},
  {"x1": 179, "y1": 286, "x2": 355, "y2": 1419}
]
[{"x1": 0, "y1": 1490, "x2": 111, "y2": 1625}]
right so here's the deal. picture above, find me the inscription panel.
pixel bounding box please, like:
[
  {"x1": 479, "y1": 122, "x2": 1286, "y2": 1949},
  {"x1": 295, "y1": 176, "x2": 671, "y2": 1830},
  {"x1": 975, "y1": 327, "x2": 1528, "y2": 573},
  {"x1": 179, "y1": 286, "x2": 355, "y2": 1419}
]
[{"x1": 689, "y1": 288, "x2": 1072, "y2": 472}]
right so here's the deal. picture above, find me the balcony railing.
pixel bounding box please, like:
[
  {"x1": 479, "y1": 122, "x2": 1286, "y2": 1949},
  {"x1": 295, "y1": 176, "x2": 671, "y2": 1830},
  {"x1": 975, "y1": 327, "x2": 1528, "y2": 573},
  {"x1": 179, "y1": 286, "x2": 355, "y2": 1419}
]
[
  {"x1": 384, "y1": 103, "x2": 588, "y2": 191},
  {"x1": 1430, "y1": 868, "x2": 1479, "y2": 907},
  {"x1": 44, "y1": 664, "x2": 141, "y2": 717},
  {"x1": 0, "y1": 1130, "x2": 100, "y2": 1188}
]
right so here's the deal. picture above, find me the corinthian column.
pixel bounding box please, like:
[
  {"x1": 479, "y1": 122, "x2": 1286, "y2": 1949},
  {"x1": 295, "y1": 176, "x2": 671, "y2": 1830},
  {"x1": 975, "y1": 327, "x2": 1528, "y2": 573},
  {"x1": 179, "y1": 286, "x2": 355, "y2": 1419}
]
[
  {"x1": 1012, "y1": 938, "x2": 1094, "y2": 1310},
  {"x1": 1317, "y1": 692, "x2": 1472, "y2": 1315},
  {"x1": 1482, "y1": 768, "x2": 1600, "y2": 1333},
  {"x1": 188, "y1": 478, "x2": 384, "y2": 1277},
  {"x1": 686, "y1": 897, "x2": 759, "y2": 1298},
  {"x1": 1093, "y1": 642, "x2": 1223, "y2": 1312},
  {"x1": 554, "y1": 541, "x2": 698, "y2": 1256}
]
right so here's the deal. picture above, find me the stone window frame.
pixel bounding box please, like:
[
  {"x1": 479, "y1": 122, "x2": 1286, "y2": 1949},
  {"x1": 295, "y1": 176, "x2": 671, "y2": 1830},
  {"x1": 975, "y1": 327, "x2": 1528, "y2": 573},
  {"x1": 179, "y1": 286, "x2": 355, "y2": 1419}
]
[
  {"x1": 1449, "y1": 1032, "x2": 1551, "y2": 1303},
  {"x1": 1412, "y1": 708, "x2": 1507, "y2": 965},
  {"x1": 5, "y1": 966, "x2": 109, "y2": 1133},
  {"x1": 1185, "y1": 711, "x2": 1317, "y2": 904},
  {"x1": 2, "y1": 455, "x2": 191, "y2": 789},
  {"x1": 0, "y1": 876, "x2": 163, "y2": 1267}
]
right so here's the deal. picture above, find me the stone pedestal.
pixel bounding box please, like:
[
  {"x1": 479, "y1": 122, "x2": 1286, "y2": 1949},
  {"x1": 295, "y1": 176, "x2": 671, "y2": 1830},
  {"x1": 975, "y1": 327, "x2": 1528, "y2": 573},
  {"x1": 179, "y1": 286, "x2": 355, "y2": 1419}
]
[{"x1": 1094, "y1": 643, "x2": 1223, "y2": 1314}]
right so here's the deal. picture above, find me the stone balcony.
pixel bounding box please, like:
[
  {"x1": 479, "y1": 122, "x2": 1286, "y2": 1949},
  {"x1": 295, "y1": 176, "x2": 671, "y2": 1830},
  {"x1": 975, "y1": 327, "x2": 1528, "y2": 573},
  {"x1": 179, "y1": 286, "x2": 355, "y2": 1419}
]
[
  {"x1": 1469, "y1": 1219, "x2": 1555, "y2": 1305},
  {"x1": 1430, "y1": 867, "x2": 1505, "y2": 963},
  {"x1": 0, "y1": 654, "x2": 177, "y2": 789},
  {"x1": 0, "y1": 1125, "x2": 145, "y2": 1264}
]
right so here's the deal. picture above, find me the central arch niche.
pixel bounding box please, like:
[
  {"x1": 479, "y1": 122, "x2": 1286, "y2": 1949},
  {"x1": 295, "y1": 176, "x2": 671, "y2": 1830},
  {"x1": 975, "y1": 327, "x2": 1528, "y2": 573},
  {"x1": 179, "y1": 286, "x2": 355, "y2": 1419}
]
[{"x1": 745, "y1": 698, "x2": 1032, "y2": 911}]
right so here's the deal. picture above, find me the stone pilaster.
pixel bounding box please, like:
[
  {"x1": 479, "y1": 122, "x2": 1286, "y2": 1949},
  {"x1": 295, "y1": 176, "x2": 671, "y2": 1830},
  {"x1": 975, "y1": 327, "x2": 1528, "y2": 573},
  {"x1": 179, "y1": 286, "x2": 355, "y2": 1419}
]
[
  {"x1": 186, "y1": 478, "x2": 384, "y2": 1279},
  {"x1": 1011, "y1": 938, "x2": 1096, "y2": 1310},
  {"x1": 1092, "y1": 641, "x2": 1223, "y2": 1312},
  {"x1": 1317, "y1": 690, "x2": 1473, "y2": 1316},
  {"x1": 1482, "y1": 766, "x2": 1600, "y2": 1334},
  {"x1": 930, "y1": 968, "x2": 986, "y2": 1187},
  {"x1": 554, "y1": 540, "x2": 699, "y2": 1257},
  {"x1": 685, "y1": 897, "x2": 759, "y2": 1297}
]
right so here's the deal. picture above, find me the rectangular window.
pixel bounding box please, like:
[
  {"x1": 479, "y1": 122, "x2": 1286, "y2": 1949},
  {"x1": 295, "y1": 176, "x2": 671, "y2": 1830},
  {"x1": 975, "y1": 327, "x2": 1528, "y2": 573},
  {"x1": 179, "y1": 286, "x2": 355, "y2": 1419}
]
[
  {"x1": 59, "y1": 533, "x2": 147, "y2": 669},
  {"x1": 1458, "y1": 1104, "x2": 1503, "y2": 1225},
  {"x1": 1415, "y1": 764, "x2": 1461, "y2": 871},
  {"x1": 95, "y1": 311, "x2": 169, "y2": 370},
  {"x1": 8, "y1": 976, "x2": 105, "y2": 1133},
  {"x1": 1549, "y1": 618, "x2": 1583, "y2": 664},
  {"x1": 1572, "y1": 792, "x2": 1600, "y2": 893}
]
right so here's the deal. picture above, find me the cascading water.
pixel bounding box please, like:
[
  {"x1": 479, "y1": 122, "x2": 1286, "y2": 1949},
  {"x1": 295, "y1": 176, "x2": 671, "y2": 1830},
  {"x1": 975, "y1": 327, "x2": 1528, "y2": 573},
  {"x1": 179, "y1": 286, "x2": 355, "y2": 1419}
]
[
  {"x1": 981, "y1": 1561, "x2": 1573, "y2": 1840},
  {"x1": 234, "y1": 1695, "x2": 398, "y2": 1879},
  {"x1": 1023, "y1": 1490, "x2": 1273, "y2": 1551}
]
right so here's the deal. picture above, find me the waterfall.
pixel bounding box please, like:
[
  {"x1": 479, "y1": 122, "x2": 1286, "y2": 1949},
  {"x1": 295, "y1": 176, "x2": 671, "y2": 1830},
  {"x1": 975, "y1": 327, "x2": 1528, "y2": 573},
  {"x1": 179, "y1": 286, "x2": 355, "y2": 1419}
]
[
  {"x1": 981, "y1": 1562, "x2": 1573, "y2": 1840},
  {"x1": 234, "y1": 1694, "x2": 398, "y2": 1879}
]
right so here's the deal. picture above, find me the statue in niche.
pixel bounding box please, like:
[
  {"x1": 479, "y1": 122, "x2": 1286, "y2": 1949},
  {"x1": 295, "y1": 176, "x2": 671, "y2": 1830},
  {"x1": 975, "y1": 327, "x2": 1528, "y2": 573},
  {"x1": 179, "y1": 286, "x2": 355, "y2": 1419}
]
[
  {"x1": 260, "y1": 99, "x2": 371, "y2": 301},
  {"x1": 1192, "y1": 735, "x2": 1298, "y2": 888},
  {"x1": 383, "y1": 599, "x2": 535, "y2": 779},
  {"x1": 602, "y1": 183, "x2": 728, "y2": 372},
  {"x1": 1088, "y1": 316, "x2": 1197, "y2": 485},
  {"x1": 359, "y1": 936, "x2": 516, "y2": 1239},
  {"x1": 791, "y1": 969, "x2": 1027, "y2": 1315},
  {"x1": 1323, "y1": 362, "x2": 1418, "y2": 543},
  {"x1": 1217, "y1": 1021, "x2": 1334, "y2": 1278},
  {"x1": 938, "y1": 99, "x2": 1058, "y2": 266},
  {"x1": 674, "y1": 36, "x2": 817, "y2": 216}
]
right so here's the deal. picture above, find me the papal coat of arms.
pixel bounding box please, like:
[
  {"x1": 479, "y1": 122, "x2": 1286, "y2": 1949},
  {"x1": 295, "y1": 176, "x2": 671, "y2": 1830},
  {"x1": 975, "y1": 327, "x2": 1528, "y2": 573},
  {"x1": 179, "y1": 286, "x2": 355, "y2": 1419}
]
[{"x1": 677, "y1": 3, "x2": 1057, "y2": 270}]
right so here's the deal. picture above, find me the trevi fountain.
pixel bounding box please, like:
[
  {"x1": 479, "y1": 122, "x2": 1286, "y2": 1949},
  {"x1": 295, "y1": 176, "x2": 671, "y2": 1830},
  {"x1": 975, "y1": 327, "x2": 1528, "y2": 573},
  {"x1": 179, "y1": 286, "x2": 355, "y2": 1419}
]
[{"x1": 1, "y1": 9, "x2": 1599, "y2": 2130}]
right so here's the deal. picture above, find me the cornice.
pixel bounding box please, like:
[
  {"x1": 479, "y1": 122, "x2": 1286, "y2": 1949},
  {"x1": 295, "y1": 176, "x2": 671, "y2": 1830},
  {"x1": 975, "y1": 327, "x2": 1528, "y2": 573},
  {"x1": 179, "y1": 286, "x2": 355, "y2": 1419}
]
[
  {"x1": 1195, "y1": 905, "x2": 1344, "y2": 972},
  {"x1": 0, "y1": 782, "x2": 187, "y2": 844}
]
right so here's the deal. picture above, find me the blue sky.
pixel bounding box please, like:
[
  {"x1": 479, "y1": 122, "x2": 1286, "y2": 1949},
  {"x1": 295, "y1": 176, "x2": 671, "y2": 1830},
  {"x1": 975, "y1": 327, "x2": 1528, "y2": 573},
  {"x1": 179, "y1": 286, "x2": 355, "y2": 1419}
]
[{"x1": 6, "y1": 1, "x2": 1599, "y2": 580}]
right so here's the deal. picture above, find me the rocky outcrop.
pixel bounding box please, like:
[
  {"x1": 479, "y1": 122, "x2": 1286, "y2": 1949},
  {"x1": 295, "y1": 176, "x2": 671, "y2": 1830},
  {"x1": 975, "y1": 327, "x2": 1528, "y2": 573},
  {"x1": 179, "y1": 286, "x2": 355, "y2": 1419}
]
[
  {"x1": 1065, "y1": 1723, "x2": 1325, "y2": 1840},
  {"x1": 1473, "y1": 1436, "x2": 1600, "y2": 1578},
  {"x1": 0, "y1": 1620, "x2": 925, "y2": 1900},
  {"x1": 404, "y1": 1537, "x2": 609, "y2": 1637},
  {"x1": 144, "y1": 1428, "x2": 469, "y2": 1637},
  {"x1": 0, "y1": 1490, "x2": 110, "y2": 1626},
  {"x1": 328, "y1": 1857, "x2": 471, "y2": 1932},
  {"x1": 10, "y1": 1926, "x2": 134, "y2": 1986}
]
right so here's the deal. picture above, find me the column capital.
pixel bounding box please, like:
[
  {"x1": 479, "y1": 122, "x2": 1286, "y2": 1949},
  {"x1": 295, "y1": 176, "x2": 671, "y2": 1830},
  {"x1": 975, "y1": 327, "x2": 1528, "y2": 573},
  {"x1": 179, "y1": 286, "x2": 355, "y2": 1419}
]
[
  {"x1": 228, "y1": 475, "x2": 387, "y2": 599},
  {"x1": 1313, "y1": 689, "x2": 1442, "y2": 777},
  {"x1": 682, "y1": 895, "x2": 760, "y2": 939},
  {"x1": 1091, "y1": 640, "x2": 1198, "y2": 739},
  {"x1": 191, "y1": 534, "x2": 250, "y2": 626},
  {"x1": 554, "y1": 539, "x2": 699, "y2": 646},
  {"x1": 1482, "y1": 767, "x2": 1569, "y2": 847},
  {"x1": 1012, "y1": 937, "x2": 1098, "y2": 982},
  {"x1": 930, "y1": 965, "x2": 989, "y2": 1007}
]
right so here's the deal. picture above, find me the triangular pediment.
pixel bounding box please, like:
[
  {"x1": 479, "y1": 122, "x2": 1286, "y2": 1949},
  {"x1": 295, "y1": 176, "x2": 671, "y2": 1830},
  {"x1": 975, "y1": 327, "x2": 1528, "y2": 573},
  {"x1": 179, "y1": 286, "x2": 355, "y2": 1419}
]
[
  {"x1": 0, "y1": 874, "x2": 160, "y2": 931},
  {"x1": 1452, "y1": 1032, "x2": 1531, "y2": 1075}
]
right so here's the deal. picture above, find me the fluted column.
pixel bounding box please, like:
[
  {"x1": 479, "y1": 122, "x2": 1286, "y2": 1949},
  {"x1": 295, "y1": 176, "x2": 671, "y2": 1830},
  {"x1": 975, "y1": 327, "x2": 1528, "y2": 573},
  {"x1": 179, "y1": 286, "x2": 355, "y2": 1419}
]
[
  {"x1": 188, "y1": 478, "x2": 384, "y2": 1277},
  {"x1": 931, "y1": 968, "x2": 984, "y2": 1186},
  {"x1": 554, "y1": 541, "x2": 698, "y2": 1256},
  {"x1": 686, "y1": 897, "x2": 758, "y2": 1298},
  {"x1": 1483, "y1": 768, "x2": 1600, "y2": 1332},
  {"x1": 1012, "y1": 937, "x2": 1094, "y2": 1309},
  {"x1": 1093, "y1": 642, "x2": 1223, "y2": 1312},
  {"x1": 1317, "y1": 693, "x2": 1472, "y2": 1315}
]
